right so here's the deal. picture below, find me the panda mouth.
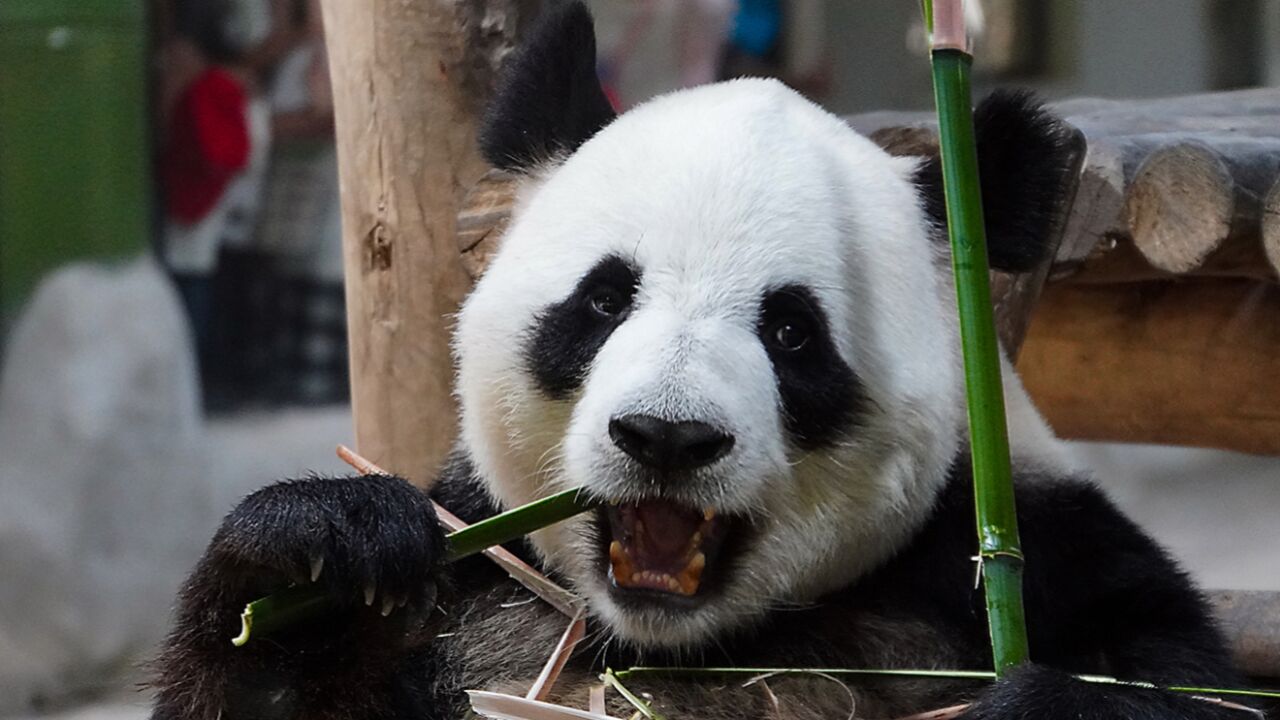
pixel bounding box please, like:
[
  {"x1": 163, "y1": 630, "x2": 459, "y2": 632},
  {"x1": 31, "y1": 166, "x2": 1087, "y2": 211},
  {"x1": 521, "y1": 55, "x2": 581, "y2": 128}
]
[{"x1": 602, "y1": 499, "x2": 732, "y2": 600}]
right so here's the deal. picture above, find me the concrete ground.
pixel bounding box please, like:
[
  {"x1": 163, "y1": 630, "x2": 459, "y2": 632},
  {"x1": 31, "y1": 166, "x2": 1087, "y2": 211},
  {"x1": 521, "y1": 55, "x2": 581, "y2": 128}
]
[{"x1": 10, "y1": 425, "x2": 1279, "y2": 719}]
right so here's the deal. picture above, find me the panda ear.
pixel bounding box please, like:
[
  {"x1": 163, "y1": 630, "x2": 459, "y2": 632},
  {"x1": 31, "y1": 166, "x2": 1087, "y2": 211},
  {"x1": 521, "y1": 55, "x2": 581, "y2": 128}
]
[
  {"x1": 916, "y1": 90, "x2": 1084, "y2": 272},
  {"x1": 479, "y1": 1, "x2": 617, "y2": 173}
]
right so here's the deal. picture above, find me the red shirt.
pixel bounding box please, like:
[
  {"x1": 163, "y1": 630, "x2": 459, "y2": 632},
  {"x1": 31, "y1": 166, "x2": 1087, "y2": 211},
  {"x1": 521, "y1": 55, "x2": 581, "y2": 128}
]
[{"x1": 161, "y1": 68, "x2": 250, "y2": 224}]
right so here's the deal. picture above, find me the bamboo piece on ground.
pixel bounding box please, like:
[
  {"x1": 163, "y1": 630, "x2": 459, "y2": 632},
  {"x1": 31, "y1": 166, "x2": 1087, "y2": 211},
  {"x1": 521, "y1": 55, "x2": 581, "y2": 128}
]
[{"x1": 926, "y1": 0, "x2": 1029, "y2": 675}]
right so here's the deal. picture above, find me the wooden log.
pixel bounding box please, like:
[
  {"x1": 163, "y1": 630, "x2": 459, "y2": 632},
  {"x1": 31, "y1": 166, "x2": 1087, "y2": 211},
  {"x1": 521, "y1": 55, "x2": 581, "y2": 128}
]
[
  {"x1": 1265, "y1": 177, "x2": 1280, "y2": 276},
  {"x1": 846, "y1": 89, "x2": 1280, "y2": 282},
  {"x1": 1017, "y1": 279, "x2": 1280, "y2": 457},
  {"x1": 1056, "y1": 136, "x2": 1280, "y2": 277},
  {"x1": 1210, "y1": 589, "x2": 1280, "y2": 680},
  {"x1": 1123, "y1": 143, "x2": 1234, "y2": 274},
  {"x1": 1066, "y1": 234, "x2": 1276, "y2": 284},
  {"x1": 320, "y1": 0, "x2": 536, "y2": 485}
]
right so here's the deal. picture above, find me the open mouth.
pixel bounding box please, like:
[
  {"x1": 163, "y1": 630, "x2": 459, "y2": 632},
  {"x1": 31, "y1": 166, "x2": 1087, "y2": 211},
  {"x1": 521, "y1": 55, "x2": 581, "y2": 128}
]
[{"x1": 602, "y1": 499, "x2": 734, "y2": 600}]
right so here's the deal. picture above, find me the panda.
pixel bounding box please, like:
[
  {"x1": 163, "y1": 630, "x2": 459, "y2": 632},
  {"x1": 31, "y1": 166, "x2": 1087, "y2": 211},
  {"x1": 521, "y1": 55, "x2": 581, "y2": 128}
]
[{"x1": 151, "y1": 4, "x2": 1244, "y2": 719}]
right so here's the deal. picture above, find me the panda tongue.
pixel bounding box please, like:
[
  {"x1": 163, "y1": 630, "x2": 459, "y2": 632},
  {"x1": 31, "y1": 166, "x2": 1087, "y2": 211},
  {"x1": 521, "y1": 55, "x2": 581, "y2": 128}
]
[
  {"x1": 632, "y1": 499, "x2": 702, "y2": 566},
  {"x1": 609, "y1": 500, "x2": 715, "y2": 595}
]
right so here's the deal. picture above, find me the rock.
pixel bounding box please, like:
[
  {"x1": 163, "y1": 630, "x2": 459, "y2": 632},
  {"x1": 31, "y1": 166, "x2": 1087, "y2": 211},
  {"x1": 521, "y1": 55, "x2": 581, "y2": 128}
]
[{"x1": 0, "y1": 258, "x2": 207, "y2": 713}]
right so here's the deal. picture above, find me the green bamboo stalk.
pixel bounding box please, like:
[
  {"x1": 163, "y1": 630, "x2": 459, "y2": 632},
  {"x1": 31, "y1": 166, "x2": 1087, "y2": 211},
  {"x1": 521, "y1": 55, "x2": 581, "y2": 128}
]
[
  {"x1": 925, "y1": 0, "x2": 1030, "y2": 675},
  {"x1": 231, "y1": 486, "x2": 597, "y2": 647},
  {"x1": 444, "y1": 487, "x2": 596, "y2": 561}
]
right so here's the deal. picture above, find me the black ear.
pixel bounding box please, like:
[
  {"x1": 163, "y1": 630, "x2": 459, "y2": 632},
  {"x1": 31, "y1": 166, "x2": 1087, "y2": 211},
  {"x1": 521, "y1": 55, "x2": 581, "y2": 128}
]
[
  {"x1": 917, "y1": 90, "x2": 1084, "y2": 272},
  {"x1": 479, "y1": 1, "x2": 617, "y2": 172}
]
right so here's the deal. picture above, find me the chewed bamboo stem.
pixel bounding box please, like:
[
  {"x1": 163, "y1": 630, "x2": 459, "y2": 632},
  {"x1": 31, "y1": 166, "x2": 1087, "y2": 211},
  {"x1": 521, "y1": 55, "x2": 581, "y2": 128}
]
[{"x1": 926, "y1": 0, "x2": 1030, "y2": 674}]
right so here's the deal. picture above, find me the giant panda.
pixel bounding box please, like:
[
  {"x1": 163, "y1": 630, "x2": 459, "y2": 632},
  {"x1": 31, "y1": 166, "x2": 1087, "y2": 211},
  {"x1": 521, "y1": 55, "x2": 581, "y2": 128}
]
[{"x1": 151, "y1": 4, "x2": 1244, "y2": 719}]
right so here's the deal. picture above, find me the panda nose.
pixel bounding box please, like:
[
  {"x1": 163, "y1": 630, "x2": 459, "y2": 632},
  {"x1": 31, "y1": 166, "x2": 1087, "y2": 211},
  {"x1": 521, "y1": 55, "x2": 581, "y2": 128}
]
[{"x1": 608, "y1": 414, "x2": 735, "y2": 471}]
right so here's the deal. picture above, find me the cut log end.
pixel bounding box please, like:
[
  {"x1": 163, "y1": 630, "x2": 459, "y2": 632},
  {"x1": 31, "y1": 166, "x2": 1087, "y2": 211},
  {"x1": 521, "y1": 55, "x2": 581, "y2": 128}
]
[{"x1": 1124, "y1": 143, "x2": 1235, "y2": 274}]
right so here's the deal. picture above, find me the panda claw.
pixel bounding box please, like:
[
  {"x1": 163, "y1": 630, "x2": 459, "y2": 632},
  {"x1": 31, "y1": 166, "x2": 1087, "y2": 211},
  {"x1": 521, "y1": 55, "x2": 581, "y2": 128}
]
[
  {"x1": 309, "y1": 555, "x2": 325, "y2": 582},
  {"x1": 381, "y1": 596, "x2": 396, "y2": 617},
  {"x1": 364, "y1": 584, "x2": 377, "y2": 606}
]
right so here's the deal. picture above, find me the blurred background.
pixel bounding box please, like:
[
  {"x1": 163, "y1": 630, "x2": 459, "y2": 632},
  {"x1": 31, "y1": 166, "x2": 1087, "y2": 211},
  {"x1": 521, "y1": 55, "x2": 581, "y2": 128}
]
[{"x1": 1, "y1": 0, "x2": 1279, "y2": 717}]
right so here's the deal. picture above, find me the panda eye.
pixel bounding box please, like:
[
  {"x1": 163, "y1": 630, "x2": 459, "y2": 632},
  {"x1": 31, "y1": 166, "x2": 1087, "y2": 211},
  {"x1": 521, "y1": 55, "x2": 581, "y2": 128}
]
[
  {"x1": 767, "y1": 318, "x2": 810, "y2": 352},
  {"x1": 588, "y1": 286, "x2": 629, "y2": 318}
]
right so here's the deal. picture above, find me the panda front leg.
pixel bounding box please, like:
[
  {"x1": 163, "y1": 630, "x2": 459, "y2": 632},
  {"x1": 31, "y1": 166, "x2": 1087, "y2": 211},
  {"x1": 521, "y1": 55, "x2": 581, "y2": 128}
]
[
  {"x1": 962, "y1": 663, "x2": 1247, "y2": 720},
  {"x1": 960, "y1": 483, "x2": 1250, "y2": 720},
  {"x1": 150, "y1": 474, "x2": 450, "y2": 720}
]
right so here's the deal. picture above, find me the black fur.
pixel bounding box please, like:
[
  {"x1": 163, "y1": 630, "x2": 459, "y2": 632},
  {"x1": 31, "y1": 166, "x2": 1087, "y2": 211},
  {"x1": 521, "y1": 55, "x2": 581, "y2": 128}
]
[
  {"x1": 525, "y1": 254, "x2": 640, "y2": 399},
  {"x1": 960, "y1": 664, "x2": 1246, "y2": 720},
  {"x1": 430, "y1": 448, "x2": 504, "y2": 525},
  {"x1": 150, "y1": 474, "x2": 447, "y2": 720},
  {"x1": 151, "y1": 453, "x2": 1247, "y2": 719},
  {"x1": 757, "y1": 285, "x2": 866, "y2": 449},
  {"x1": 916, "y1": 89, "x2": 1085, "y2": 273},
  {"x1": 479, "y1": 1, "x2": 617, "y2": 172}
]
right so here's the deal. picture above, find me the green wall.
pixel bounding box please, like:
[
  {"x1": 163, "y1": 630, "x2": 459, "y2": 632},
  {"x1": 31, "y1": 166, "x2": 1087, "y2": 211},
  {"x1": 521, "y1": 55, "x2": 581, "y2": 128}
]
[{"x1": 0, "y1": 0, "x2": 151, "y2": 334}]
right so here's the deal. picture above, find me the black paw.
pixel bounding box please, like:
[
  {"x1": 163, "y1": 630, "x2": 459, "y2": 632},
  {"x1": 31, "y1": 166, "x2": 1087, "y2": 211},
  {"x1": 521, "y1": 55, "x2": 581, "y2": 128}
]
[
  {"x1": 961, "y1": 664, "x2": 1243, "y2": 720},
  {"x1": 151, "y1": 474, "x2": 448, "y2": 720},
  {"x1": 207, "y1": 473, "x2": 446, "y2": 613}
]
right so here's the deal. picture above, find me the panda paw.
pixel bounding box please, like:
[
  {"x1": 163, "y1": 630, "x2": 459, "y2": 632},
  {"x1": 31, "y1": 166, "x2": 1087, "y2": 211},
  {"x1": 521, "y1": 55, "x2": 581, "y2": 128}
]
[
  {"x1": 150, "y1": 475, "x2": 448, "y2": 720},
  {"x1": 206, "y1": 473, "x2": 446, "y2": 612},
  {"x1": 961, "y1": 664, "x2": 1243, "y2": 720}
]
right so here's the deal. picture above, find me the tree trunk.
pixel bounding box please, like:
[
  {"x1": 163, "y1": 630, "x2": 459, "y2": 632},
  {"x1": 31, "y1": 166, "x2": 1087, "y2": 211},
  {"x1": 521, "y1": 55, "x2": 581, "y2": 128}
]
[{"x1": 319, "y1": 0, "x2": 538, "y2": 485}]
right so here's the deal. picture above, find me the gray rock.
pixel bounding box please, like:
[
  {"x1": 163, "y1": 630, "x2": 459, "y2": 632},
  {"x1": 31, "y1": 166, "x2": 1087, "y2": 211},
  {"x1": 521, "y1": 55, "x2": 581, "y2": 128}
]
[{"x1": 0, "y1": 258, "x2": 207, "y2": 713}]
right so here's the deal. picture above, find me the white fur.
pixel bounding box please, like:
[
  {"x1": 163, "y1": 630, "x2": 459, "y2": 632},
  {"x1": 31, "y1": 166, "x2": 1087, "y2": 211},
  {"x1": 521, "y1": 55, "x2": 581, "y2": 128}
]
[{"x1": 455, "y1": 78, "x2": 1056, "y2": 649}]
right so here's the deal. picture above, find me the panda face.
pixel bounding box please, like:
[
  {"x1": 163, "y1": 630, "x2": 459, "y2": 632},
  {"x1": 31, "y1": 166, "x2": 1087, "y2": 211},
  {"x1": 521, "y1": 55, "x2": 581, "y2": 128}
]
[{"x1": 455, "y1": 79, "x2": 964, "y2": 649}]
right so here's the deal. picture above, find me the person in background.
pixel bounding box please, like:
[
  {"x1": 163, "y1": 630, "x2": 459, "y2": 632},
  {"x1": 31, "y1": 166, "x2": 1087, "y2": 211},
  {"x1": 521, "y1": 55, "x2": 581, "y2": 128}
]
[
  {"x1": 159, "y1": 0, "x2": 288, "y2": 409},
  {"x1": 720, "y1": 0, "x2": 830, "y2": 100},
  {"x1": 253, "y1": 0, "x2": 348, "y2": 405},
  {"x1": 159, "y1": 1, "x2": 257, "y2": 382}
]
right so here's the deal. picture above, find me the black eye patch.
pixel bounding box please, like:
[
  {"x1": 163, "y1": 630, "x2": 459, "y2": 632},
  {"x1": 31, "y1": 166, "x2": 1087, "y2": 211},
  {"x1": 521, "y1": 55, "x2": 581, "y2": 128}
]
[
  {"x1": 525, "y1": 255, "x2": 641, "y2": 399},
  {"x1": 757, "y1": 286, "x2": 866, "y2": 450}
]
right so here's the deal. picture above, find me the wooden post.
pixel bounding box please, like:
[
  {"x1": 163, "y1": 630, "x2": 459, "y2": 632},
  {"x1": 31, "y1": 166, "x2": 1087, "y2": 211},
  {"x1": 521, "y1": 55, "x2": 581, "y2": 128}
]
[{"x1": 319, "y1": 0, "x2": 537, "y2": 484}]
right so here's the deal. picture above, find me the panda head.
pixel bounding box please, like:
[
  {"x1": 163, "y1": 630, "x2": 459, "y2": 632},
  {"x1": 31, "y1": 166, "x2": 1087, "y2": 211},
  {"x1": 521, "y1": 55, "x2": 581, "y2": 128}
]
[{"x1": 455, "y1": 2, "x2": 1078, "y2": 650}]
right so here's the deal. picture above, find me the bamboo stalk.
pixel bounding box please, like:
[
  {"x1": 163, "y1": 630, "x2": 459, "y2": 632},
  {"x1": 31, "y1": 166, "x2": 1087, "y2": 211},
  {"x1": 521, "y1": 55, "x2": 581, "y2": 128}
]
[
  {"x1": 926, "y1": 0, "x2": 1029, "y2": 674},
  {"x1": 445, "y1": 488, "x2": 598, "y2": 561}
]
